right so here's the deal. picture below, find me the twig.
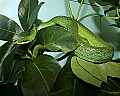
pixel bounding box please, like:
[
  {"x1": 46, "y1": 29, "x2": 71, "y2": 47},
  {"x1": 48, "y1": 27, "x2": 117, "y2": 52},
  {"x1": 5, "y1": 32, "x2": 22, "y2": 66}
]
[
  {"x1": 78, "y1": 13, "x2": 120, "y2": 22},
  {"x1": 75, "y1": 0, "x2": 84, "y2": 20}
]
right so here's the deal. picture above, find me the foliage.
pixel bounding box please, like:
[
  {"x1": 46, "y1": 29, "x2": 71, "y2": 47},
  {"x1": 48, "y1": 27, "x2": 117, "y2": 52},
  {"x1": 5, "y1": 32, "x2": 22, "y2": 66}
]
[{"x1": 0, "y1": 0, "x2": 120, "y2": 96}]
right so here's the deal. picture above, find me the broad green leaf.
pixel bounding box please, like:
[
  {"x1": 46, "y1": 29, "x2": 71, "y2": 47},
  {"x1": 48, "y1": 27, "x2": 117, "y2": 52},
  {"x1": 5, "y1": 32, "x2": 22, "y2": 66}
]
[
  {"x1": 72, "y1": 57, "x2": 107, "y2": 82},
  {"x1": 37, "y1": 26, "x2": 78, "y2": 53},
  {"x1": 71, "y1": 56, "x2": 120, "y2": 87},
  {"x1": 71, "y1": 56, "x2": 102, "y2": 87},
  {"x1": 0, "y1": 42, "x2": 24, "y2": 84},
  {"x1": 26, "y1": 2, "x2": 44, "y2": 29},
  {"x1": 18, "y1": 0, "x2": 44, "y2": 31},
  {"x1": 0, "y1": 14, "x2": 22, "y2": 41},
  {"x1": 0, "y1": 42, "x2": 13, "y2": 62},
  {"x1": 0, "y1": 41, "x2": 15, "y2": 80},
  {"x1": 51, "y1": 56, "x2": 100, "y2": 96},
  {"x1": 97, "y1": 62, "x2": 120, "y2": 78},
  {"x1": 21, "y1": 55, "x2": 61, "y2": 96},
  {"x1": 0, "y1": 60, "x2": 25, "y2": 84}
]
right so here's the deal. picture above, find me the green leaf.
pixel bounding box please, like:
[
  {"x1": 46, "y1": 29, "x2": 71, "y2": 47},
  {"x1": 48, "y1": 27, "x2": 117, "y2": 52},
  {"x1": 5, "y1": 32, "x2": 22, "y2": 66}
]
[
  {"x1": 37, "y1": 26, "x2": 78, "y2": 53},
  {"x1": 0, "y1": 60, "x2": 25, "y2": 84},
  {"x1": 71, "y1": 56, "x2": 102, "y2": 87},
  {"x1": 95, "y1": 0, "x2": 110, "y2": 6},
  {"x1": 26, "y1": 2, "x2": 44, "y2": 29},
  {"x1": 21, "y1": 55, "x2": 61, "y2": 96},
  {"x1": 95, "y1": 0, "x2": 119, "y2": 7},
  {"x1": 98, "y1": 62, "x2": 120, "y2": 78},
  {"x1": 0, "y1": 14, "x2": 22, "y2": 41},
  {"x1": 71, "y1": 56, "x2": 120, "y2": 87},
  {"x1": 0, "y1": 41, "x2": 15, "y2": 80},
  {"x1": 51, "y1": 56, "x2": 100, "y2": 96},
  {"x1": 0, "y1": 42, "x2": 24, "y2": 84},
  {"x1": 18, "y1": 0, "x2": 44, "y2": 31}
]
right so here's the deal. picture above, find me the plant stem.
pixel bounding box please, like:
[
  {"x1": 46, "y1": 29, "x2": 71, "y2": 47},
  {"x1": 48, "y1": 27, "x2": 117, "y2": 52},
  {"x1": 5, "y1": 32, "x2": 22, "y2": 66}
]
[
  {"x1": 67, "y1": 0, "x2": 73, "y2": 18},
  {"x1": 56, "y1": 51, "x2": 73, "y2": 61},
  {"x1": 78, "y1": 13, "x2": 120, "y2": 22},
  {"x1": 101, "y1": 90, "x2": 120, "y2": 95},
  {"x1": 75, "y1": 0, "x2": 84, "y2": 20}
]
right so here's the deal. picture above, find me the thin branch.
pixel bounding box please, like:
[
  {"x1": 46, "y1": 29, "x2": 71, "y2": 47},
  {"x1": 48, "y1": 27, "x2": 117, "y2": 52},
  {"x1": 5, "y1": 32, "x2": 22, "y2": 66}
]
[
  {"x1": 56, "y1": 51, "x2": 73, "y2": 61},
  {"x1": 75, "y1": 0, "x2": 84, "y2": 20},
  {"x1": 67, "y1": 0, "x2": 74, "y2": 18},
  {"x1": 78, "y1": 13, "x2": 120, "y2": 22},
  {"x1": 101, "y1": 90, "x2": 120, "y2": 95}
]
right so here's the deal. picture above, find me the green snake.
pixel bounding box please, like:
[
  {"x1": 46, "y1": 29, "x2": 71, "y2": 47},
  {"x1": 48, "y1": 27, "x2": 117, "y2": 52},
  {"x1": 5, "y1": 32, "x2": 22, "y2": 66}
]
[{"x1": 13, "y1": 16, "x2": 114, "y2": 63}]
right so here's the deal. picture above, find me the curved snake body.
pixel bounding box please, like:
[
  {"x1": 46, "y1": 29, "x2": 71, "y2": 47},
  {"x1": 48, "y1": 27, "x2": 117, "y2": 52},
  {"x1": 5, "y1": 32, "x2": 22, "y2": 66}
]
[{"x1": 14, "y1": 16, "x2": 114, "y2": 63}]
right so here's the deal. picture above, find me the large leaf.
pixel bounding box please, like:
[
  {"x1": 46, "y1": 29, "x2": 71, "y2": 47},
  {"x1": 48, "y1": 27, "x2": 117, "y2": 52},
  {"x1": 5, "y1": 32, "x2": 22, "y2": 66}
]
[
  {"x1": 0, "y1": 14, "x2": 22, "y2": 41},
  {"x1": 0, "y1": 41, "x2": 15, "y2": 80},
  {"x1": 97, "y1": 62, "x2": 120, "y2": 78},
  {"x1": 18, "y1": 0, "x2": 44, "y2": 31},
  {"x1": 71, "y1": 56, "x2": 120, "y2": 87},
  {"x1": 37, "y1": 26, "x2": 78, "y2": 53},
  {"x1": 0, "y1": 42, "x2": 24, "y2": 84},
  {"x1": 0, "y1": 60, "x2": 25, "y2": 84},
  {"x1": 21, "y1": 55, "x2": 61, "y2": 96},
  {"x1": 0, "y1": 44, "x2": 24, "y2": 84},
  {"x1": 71, "y1": 56, "x2": 102, "y2": 87},
  {"x1": 51, "y1": 56, "x2": 100, "y2": 96}
]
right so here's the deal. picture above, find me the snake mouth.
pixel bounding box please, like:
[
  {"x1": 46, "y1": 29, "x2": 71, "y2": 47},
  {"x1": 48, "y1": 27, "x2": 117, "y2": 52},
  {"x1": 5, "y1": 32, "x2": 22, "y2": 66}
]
[
  {"x1": 56, "y1": 24, "x2": 68, "y2": 30},
  {"x1": 13, "y1": 39, "x2": 30, "y2": 45}
]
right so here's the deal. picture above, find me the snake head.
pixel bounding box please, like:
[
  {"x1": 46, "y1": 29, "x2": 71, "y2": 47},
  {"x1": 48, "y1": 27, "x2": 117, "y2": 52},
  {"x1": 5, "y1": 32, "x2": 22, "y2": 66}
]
[
  {"x1": 13, "y1": 39, "x2": 30, "y2": 45},
  {"x1": 13, "y1": 32, "x2": 30, "y2": 44}
]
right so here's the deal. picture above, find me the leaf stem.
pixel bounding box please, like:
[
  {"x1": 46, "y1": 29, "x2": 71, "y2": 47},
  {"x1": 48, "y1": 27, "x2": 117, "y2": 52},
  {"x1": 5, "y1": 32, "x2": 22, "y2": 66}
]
[
  {"x1": 116, "y1": 7, "x2": 120, "y2": 26},
  {"x1": 67, "y1": 0, "x2": 73, "y2": 18},
  {"x1": 75, "y1": 0, "x2": 84, "y2": 20}
]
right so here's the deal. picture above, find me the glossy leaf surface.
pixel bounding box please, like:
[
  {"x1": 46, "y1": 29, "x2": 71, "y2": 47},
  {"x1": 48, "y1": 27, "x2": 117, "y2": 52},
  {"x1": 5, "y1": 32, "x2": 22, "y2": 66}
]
[
  {"x1": 18, "y1": 0, "x2": 44, "y2": 31},
  {"x1": 0, "y1": 41, "x2": 15, "y2": 81},
  {"x1": 37, "y1": 26, "x2": 78, "y2": 53},
  {"x1": 21, "y1": 55, "x2": 61, "y2": 96},
  {"x1": 0, "y1": 15, "x2": 22, "y2": 41},
  {"x1": 51, "y1": 56, "x2": 100, "y2": 96},
  {"x1": 71, "y1": 56, "x2": 120, "y2": 87}
]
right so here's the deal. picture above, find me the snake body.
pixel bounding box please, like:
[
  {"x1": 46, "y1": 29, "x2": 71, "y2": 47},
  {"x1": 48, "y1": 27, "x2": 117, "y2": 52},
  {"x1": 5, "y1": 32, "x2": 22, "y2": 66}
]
[
  {"x1": 14, "y1": 16, "x2": 114, "y2": 63},
  {"x1": 14, "y1": 27, "x2": 37, "y2": 44}
]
